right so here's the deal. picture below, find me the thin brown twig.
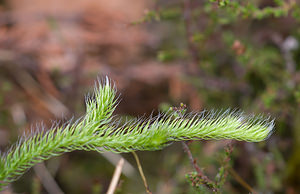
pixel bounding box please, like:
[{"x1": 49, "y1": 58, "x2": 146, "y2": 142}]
[
  {"x1": 221, "y1": 143, "x2": 234, "y2": 181},
  {"x1": 228, "y1": 168, "x2": 257, "y2": 194},
  {"x1": 181, "y1": 142, "x2": 202, "y2": 175},
  {"x1": 132, "y1": 152, "x2": 152, "y2": 194},
  {"x1": 181, "y1": 141, "x2": 217, "y2": 191},
  {"x1": 106, "y1": 158, "x2": 125, "y2": 194}
]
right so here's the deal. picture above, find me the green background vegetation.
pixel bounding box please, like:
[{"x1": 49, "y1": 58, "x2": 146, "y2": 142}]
[{"x1": 0, "y1": 0, "x2": 299, "y2": 193}]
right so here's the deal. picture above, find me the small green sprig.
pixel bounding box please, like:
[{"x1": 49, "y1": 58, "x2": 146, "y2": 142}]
[{"x1": 0, "y1": 77, "x2": 274, "y2": 189}]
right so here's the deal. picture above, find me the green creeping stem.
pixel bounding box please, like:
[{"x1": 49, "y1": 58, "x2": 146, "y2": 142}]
[{"x1": 0, "y1": 77, "x2": 274, "y2": 189}]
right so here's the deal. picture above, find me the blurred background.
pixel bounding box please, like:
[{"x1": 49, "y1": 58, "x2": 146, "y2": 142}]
[{"x1": 0, "y1": 0, "x2": 299, "y2": 193}]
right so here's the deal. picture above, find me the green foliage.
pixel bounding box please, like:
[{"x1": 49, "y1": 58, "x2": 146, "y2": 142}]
[
  {"x1": 136, "y1": 2, "x2": 300, "y2": 191},
  {"x1": 135, "y1": 0, "x2": 298, "y2": 26},
  {"x1": 186, "y1": 144, "x2": 233, "y2": 193},
  {"x1": 0, "y1": 77, "x2": 273, "y2": 190},
  {"x1": 209, "y1": 0, "x2": 296, "y2": 19}
]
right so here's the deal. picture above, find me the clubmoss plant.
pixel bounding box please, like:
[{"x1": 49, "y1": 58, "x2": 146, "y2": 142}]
[{"x1": 0, "y1": 77, "x2": 274, "y2": 189}]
